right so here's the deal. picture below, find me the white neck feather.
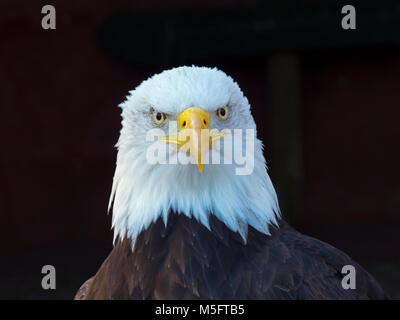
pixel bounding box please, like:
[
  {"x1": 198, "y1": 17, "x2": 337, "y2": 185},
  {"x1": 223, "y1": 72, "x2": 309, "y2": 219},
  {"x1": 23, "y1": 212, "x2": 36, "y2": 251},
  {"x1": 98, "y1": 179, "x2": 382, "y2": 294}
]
[{"x1": 109, "y1": 137, "x2": 281, "y2": 247}]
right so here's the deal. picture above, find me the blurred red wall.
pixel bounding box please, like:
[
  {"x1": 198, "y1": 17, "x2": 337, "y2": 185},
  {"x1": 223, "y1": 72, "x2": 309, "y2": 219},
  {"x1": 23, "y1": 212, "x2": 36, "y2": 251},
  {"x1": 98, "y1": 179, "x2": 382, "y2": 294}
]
[{"x1": 1, "y1": 1, "x2": 399, "y2": 264}]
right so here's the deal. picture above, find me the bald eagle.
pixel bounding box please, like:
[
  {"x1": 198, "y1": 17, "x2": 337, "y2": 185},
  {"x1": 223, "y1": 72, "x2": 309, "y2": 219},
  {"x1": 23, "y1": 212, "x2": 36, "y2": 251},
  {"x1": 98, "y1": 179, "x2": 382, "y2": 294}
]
[{"x1": 75, "y1": 66, "x2": 387, "y2": 300}]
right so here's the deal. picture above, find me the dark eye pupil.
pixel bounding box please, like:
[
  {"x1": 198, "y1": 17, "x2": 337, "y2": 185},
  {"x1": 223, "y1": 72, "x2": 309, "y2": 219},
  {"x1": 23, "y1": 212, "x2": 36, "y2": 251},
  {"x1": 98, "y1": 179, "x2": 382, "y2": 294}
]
[
  {"x1": 219, "y1": 108, "x2": 226, "y2": 116},
  {"x1": 156, "y1": 112, "x2": 162, "y2": 121}
]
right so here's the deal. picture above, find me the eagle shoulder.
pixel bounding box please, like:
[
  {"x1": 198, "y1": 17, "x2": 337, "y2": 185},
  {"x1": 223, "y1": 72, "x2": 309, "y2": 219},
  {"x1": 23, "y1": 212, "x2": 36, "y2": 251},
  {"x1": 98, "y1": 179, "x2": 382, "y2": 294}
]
[
  {"x1": 269, "y1": 223, "x2": 388, "y2": 299},
  {"x1": 74, "y1": 277, "x2": 94, "y2": 300}
]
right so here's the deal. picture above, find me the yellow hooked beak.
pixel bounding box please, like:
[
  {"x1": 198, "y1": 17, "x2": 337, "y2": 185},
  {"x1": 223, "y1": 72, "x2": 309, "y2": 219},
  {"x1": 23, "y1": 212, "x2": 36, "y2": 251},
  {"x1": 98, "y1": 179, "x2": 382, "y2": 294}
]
[{"x1": 159, "y1": 107, "x2": 225, "y2": 172}]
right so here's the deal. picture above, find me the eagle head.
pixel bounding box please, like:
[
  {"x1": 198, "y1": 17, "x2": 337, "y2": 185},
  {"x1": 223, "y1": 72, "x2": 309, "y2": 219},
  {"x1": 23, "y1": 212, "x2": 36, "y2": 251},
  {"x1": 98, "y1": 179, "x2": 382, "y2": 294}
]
[{"x1": 109, "y1": 66, "x2": 280, "y2": 245}]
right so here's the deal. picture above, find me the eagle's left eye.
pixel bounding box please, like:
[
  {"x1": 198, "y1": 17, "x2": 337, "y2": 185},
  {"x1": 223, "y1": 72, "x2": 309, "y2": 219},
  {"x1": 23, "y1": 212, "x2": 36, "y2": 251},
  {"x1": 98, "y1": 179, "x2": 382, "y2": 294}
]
[
  {"x1": 216, "y1": 106, "x2": 229, "y2": 121},
  {"x1": 152, "y1": 110, "x2": 168, "y2": 126}
]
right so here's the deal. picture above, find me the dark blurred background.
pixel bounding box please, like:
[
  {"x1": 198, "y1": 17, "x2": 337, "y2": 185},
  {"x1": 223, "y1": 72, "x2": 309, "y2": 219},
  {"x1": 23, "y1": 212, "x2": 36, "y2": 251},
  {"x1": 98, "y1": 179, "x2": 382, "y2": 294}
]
[{"x1": 1, "y1": 0, "x2": 399, "y2": 299}]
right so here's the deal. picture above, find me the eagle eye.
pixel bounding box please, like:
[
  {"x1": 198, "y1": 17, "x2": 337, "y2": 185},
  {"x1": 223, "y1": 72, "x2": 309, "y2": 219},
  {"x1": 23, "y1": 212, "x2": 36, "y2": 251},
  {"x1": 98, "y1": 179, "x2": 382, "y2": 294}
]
[
  {"x1": 152, "y1": 110, "x2": 168, "y2": 126},
  {"x1": 216, "y1": 106, "x2": 229, "y2": 121}
]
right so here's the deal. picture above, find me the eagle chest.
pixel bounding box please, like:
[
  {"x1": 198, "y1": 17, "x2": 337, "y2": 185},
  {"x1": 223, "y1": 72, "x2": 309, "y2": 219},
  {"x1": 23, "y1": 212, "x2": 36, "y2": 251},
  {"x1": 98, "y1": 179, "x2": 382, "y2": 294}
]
[{"x1": 92, "y1": 213, "x2": 277, "y2": 299}]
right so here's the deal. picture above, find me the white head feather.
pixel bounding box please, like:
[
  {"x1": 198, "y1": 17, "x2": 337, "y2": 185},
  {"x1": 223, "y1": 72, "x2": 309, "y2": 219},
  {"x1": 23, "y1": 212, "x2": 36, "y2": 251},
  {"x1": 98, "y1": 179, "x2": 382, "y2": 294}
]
[{"x1": 109, "y1": 66, "x2": 280, "y2": 246}]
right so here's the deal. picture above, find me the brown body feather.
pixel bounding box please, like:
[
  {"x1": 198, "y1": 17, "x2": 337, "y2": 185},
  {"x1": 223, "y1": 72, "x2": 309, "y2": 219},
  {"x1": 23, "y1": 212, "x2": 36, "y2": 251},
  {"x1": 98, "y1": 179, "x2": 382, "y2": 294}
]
[{"x1": 75, "y1": 213, "x2": 387, "y2": 300}]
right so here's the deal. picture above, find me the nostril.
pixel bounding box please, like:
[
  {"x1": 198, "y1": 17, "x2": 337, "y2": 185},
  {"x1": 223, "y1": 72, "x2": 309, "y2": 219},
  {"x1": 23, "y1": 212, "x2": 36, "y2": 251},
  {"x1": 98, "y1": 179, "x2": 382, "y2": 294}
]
[
  {"x1": 203, "y1": 119, "x2": 207, "y2": 125},
  {"x1": 182, "y1": 121, "x2": 186, "y2": 127}
]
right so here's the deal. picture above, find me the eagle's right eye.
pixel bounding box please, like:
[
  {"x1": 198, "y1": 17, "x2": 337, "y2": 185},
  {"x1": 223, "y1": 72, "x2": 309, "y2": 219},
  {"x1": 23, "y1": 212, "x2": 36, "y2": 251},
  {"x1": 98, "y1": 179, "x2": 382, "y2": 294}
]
[{"x1": 152, "y1": 110, "x2": 168, "y2": 126}]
